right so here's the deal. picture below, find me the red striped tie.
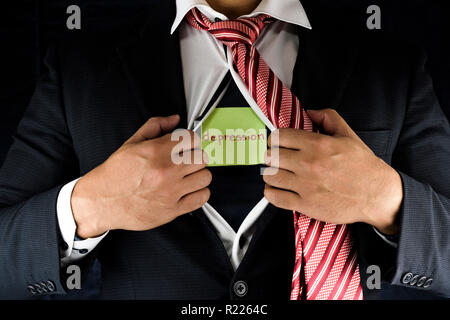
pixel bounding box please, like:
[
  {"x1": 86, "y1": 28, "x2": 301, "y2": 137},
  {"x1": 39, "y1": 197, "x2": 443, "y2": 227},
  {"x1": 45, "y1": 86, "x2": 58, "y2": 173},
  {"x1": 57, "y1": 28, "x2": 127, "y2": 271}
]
[{"x1": 186, "y1": 8, "x2": 363, "y2": 300}]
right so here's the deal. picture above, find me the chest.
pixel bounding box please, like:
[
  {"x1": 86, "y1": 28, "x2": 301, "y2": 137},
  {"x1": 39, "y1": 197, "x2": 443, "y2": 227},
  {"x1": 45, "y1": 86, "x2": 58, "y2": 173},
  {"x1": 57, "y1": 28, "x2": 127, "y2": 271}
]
[{"x1": 66, "y1": 47, "x2": 404, "y2": 175}]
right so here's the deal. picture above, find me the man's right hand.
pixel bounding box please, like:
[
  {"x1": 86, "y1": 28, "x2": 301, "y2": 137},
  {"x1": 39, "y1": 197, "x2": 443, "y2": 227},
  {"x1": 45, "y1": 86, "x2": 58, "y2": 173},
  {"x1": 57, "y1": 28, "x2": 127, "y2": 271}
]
[{"x1": 71, "y1": 115, "x2": 211, "y2": 239}]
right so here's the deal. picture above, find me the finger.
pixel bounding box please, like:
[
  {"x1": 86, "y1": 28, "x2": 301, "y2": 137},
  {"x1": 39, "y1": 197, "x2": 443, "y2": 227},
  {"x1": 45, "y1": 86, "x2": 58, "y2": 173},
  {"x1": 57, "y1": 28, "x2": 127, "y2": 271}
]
[
  {"x1": 307, "y1": 109, "x2": 358, "y2": 138},
  {"x1": 174, "y1": 149, "x2": 209, "y2": 174},
  {"x1": 140, "y1": 131, "x2": 204, "y2": 168},
  {"x1": 179, "y1": 168, "x2": 212, "y2": 196},
  {"x1": 126, "y1": 115, "x2": 180, "y2": 144},
  {"x1": 265, "y1": 147, "x2": 300, "y2": 172},
  {"x1": 262, "y1": 168, "x2": 297, "y2": 191},
  {"x1": 177, "y1": 188, "x2": 210, "y2": 214},
  {"x1": 264, "y1": 185, "x2": 301, "y2": 211},
  {"x1": 268, "y1": 128, "x2": 320, "y2": 150},
  {"x1": 167, "y1": 129, "x2": 202, "y2": 153}
]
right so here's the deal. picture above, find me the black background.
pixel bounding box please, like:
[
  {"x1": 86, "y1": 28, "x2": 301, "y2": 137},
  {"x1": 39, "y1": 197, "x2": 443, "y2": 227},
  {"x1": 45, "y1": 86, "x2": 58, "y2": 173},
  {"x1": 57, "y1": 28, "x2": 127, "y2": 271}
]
[{"x1": 1, "y1": 0, "x2": 449, "y2": 165}]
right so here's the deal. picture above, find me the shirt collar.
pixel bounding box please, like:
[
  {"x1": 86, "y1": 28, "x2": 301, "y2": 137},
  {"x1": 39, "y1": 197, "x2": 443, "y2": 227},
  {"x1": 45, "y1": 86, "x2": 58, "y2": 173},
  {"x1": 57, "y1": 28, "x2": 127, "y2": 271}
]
[{"x1": 170, "y1": 0, "x2": 312, "y2": 34}]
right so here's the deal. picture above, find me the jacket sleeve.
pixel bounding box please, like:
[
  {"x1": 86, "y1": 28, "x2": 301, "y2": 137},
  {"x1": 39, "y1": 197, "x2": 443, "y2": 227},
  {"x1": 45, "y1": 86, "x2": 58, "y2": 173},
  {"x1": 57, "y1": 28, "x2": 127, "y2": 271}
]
[
  {"x1": 0, "y1": 46, "x2": 79, "y2": 298},
  {"x1": 390, "y1": 50, "x2": 450, "y2": 298}
]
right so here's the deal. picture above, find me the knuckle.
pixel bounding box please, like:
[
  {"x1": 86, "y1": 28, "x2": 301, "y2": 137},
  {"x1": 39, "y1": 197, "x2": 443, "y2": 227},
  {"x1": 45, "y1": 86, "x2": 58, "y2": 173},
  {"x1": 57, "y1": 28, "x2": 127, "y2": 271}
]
[
  {"x1": 163, "y1": 191, "x2": 178, "y2": 204},
  {"x1": 149, "y1": 116, "x2": 164, "y2": 123},
  {"x1": 147, "y1": 117, "x2": 158, "y2": 124},
  {"x1": 151, "y1": 168, "x2": 171, "y2": 187},
  {"x1": 324, "y1": 108, "x2": 336, "y2": 116},
  {"x1": 146, "y1": 117, "x2": 160, "y2": 129},
  {"x1": 314, "y1": 135, "x2": 331, "y2": 150},
  {"x1": 307, "y1": 157, "x2": 325, "y2": 173},
  {"x1": 278, "y1": 128, "x2": 290, "y2": 139},
  {"x1": 145, "y1": 141, "x2": 159, "y2": 158}
]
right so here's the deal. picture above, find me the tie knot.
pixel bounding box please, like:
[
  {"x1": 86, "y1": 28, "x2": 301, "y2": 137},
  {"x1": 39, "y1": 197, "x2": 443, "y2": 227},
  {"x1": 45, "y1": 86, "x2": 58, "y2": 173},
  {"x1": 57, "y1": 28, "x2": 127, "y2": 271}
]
[{"x1": 186, "y1": 8, "x2": 274, "y2": 47}]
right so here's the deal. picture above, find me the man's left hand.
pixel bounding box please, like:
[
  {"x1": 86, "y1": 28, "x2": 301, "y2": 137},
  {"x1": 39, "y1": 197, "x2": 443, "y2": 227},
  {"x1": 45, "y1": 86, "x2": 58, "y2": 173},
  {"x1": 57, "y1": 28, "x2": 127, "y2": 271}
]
[{"x1": 263, "y1": 108, "x2": 403, "y2": 235}]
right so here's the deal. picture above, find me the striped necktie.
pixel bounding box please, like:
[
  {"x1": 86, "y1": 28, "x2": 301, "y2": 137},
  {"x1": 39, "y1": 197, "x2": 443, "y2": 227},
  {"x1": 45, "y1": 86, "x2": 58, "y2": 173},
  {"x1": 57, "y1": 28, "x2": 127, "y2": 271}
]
[{"x1": 185, "y1": 8, "x2": 363, "y2": 300}]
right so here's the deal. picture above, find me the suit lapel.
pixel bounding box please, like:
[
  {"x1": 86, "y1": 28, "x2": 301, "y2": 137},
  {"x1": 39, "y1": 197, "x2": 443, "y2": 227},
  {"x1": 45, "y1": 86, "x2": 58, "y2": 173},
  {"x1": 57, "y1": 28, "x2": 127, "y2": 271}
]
[
  {"x1": 116, "y1": 0, "x2": 188, "y2": 128},
  {"x1": 291, "y1": 26, "x2": 360, "y2": 112}
]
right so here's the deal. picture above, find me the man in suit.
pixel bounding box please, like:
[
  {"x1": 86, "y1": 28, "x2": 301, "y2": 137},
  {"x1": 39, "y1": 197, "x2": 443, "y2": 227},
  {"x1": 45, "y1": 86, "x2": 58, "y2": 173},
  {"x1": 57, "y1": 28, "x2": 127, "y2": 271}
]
[{"x1": 0, "y1": 0, "x2": 449, "y2": 299}]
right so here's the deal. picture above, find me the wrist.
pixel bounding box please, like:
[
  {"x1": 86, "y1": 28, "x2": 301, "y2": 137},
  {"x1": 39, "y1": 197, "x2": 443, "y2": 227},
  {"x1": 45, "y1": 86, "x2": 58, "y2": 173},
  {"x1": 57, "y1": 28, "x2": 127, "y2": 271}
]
[
  {"x1": 71, "y1": 177, "x2": 109, "y2": 238},
  {"x1": 371, "y1": 209, "x2": 399, "y2": 235},
  {"x1": 367, "y1": 165, "x2": 403, "y2": 235}
]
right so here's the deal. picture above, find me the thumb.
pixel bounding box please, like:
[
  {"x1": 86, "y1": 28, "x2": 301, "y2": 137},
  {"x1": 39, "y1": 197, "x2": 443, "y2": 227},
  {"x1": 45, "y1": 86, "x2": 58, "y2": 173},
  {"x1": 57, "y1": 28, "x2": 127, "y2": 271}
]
[
  {"x1": 125, "y1": 114, "x2": 180, "y2": 144},
  {"x1": 307, "y1": 109, "x2": 356, "y2": 138}
]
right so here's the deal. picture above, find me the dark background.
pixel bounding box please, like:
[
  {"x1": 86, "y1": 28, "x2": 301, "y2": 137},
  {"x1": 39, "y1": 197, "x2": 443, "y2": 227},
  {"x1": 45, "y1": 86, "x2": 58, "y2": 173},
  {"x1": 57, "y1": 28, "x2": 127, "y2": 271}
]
[
  {"x1": 1, "y1": 0, "x2": 449, "y2": 166},
  {"x1": 0, "y1": 0, "x2": 449, "y2": 300}
]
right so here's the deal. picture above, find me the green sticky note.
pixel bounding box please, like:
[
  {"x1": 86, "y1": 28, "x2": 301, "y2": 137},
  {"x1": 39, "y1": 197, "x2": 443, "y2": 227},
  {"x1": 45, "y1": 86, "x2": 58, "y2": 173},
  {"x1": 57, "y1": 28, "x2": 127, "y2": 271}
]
[{"x1": 202, "y1": 107, "x2": 267, "y2": 166}]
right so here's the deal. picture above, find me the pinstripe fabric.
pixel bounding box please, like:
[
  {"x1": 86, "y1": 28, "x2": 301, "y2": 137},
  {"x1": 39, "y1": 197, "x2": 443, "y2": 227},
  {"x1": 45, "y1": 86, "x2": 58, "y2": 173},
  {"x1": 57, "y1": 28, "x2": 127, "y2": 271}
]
[{"x1": 186, "y1": 8, "x2": 362, "y2": 300}]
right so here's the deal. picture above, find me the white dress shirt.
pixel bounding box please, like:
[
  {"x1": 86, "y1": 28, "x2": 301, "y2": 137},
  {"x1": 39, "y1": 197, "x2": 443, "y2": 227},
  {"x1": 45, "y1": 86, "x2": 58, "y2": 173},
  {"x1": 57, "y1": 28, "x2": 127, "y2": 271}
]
[{"x1": 57, "y1": 0, "x2": 395, "y2": 267}]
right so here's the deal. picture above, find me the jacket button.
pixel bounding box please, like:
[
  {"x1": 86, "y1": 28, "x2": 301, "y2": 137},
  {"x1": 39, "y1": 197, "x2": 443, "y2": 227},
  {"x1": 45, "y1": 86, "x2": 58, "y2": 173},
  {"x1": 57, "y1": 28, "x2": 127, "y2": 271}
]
[
  {"x1": 27, "y1": 285, "x2": 36, "y2": 295},
  {"x1": 409, "y1": 274, "x2": 419, "y2": 286},
  {"x1": 40, "y1": 282, "x2": 50, "y2": 293},
  {"x1": 46, "y1": 280, "x2": 56, "y2": 292},
  {"x1": 417, "y1": 276, "x2": 427, "y2": 287},
  {"x1": 401, "y1": 272, "x2": 414, "y2": 284},
  {"x1": 423, "y1": 278, "x2": 433, "y2": 288},
  {"x1": 233, "y1": 280, "x2": 248, "y2": 297},
  {"x1": 34, "y1": 283, "x2": 44, "y2": 294}
]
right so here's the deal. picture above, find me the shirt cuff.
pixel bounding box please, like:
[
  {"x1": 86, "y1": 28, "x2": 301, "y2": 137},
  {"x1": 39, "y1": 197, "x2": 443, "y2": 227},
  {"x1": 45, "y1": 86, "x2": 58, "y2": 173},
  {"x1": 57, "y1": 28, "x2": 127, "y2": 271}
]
[
  {"x1": 372, "y1": 226, "x2": 399, "y2": 248},
  {"x1": 57, "y1": 178, "x2": 108, "y2": 263}
]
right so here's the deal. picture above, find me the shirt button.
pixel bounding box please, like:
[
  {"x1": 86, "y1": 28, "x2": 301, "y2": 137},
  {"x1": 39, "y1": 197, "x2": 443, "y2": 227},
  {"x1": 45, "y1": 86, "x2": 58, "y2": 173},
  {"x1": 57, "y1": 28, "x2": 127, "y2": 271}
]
[
  {"x1": 401, "y1": 272, "x2": 414, "y2": 284},
  {"x1": 423, "y1": 278, "x2": 433, "y2": 288},
  {"x1": 417, "y1": 276, "x2": 427, "y2": 287},
  {"x1": 233, "y1": 280, "x2": 248, "y2": 297}
]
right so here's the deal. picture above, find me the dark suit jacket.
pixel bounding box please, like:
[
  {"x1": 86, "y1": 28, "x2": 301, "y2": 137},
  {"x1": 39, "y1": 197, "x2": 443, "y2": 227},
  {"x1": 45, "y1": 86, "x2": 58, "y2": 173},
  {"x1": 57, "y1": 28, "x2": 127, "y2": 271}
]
[{"x1": 0, "y1": 0, "x2": 449, "y2": 299}]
